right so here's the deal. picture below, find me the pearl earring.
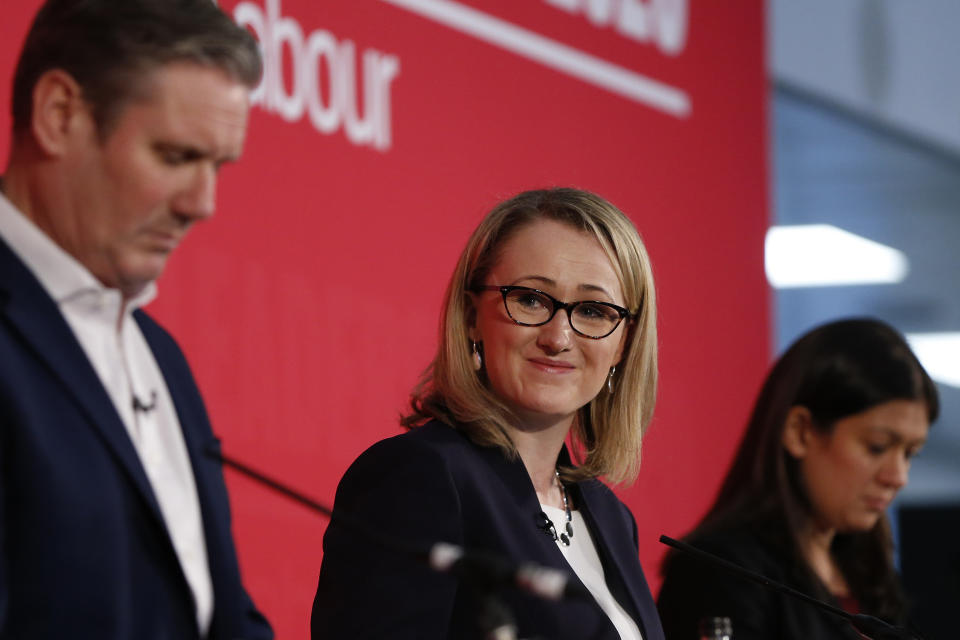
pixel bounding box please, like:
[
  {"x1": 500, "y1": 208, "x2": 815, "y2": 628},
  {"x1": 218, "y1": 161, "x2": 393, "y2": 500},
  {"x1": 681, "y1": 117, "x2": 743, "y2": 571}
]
[{"x1": 472, "y1": 341, "x2": 482, "y2": 371}]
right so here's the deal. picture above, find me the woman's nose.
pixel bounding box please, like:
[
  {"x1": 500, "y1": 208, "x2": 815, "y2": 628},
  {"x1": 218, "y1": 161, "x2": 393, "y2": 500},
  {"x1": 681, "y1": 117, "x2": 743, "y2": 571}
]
[
  {"x1": 879, "y1": 452, "x2": 910, "y2": 490},
  {"x1": 536, "y1": 309, "x2": 573, "y2": 353}
]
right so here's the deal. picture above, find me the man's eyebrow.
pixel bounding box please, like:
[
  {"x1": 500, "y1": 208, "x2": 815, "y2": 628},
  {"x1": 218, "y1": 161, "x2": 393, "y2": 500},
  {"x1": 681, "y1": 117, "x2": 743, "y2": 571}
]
[
  {"x1": 153, "y1": 142, "x2": 240, "y2": 165},
  {"x1": 153, "y1": 142, "x2": 205, "y2": 157}
]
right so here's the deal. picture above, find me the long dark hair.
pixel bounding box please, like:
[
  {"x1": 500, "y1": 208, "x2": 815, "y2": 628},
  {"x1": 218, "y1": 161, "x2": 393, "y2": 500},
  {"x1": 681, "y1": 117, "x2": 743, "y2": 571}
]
[{"x1": 676, "y1": 318, "x2": 938, "y2": 621}]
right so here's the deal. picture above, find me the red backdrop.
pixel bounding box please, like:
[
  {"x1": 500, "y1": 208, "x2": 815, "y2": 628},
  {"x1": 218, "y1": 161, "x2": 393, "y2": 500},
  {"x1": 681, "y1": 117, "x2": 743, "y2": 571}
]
[{"x1": 1, "y1": 1, "x2": 769, "y2": 637}]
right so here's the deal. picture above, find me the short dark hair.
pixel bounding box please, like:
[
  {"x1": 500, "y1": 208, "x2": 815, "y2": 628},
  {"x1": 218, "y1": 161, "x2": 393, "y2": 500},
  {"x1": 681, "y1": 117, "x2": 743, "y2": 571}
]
[
  {"x1": 11, "y1": 0, "x2": 262, "y2": 136},
  {"x1": 674, "y1": 318, "x2": 938, "y2": 622}
]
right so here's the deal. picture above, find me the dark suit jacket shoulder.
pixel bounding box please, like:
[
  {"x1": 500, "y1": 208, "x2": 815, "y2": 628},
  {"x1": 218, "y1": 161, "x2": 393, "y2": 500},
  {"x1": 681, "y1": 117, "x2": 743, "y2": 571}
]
[
  {"x1": 312, "y1": 420, "x2": 665, "y2": 640},
  {"x1": 657, "y1": 524, "x2": 861, "y2": 640},
  {"x1": 0, "y1": 237, "x2": 271, "y2": 639}
]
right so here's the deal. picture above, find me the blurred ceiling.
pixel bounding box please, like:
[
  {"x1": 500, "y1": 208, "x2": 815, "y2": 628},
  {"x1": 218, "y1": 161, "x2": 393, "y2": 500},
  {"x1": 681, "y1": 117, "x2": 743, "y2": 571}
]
[{"x1": 768, "y1": 0, "x2": 960, "y2": 504}]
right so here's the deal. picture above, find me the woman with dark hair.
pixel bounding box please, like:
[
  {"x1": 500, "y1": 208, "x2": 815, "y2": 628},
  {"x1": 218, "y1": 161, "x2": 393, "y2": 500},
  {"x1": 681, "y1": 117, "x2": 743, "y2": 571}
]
[
  {"x1": 311, "y1": 188, "x2": 665, "y2": 639},
  {"x1": 657, "y1": 318, "x2": 938, "y2": 640}
]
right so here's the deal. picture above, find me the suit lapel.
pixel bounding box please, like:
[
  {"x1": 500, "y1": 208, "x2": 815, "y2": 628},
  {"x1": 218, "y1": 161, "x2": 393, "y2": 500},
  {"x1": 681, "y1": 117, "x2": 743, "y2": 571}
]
[
  {"x1": 139, "y1": 312, "x2": 236, "y2": 636},
  {"x1": 576, "y1": 480, "x2": 660, "y2": 640},
  {"x1": 0, "y1": 239, "x2": 168, "y2": 531},
  {"x1": 475, "y1": 438, "x2": 585, "y2": 567},
  {"x1": 138, "y1": 312, "x2": 225, "y2": 551},
  {"x1": 485, "y1": 440, "x2": 656, "y2": 638}
]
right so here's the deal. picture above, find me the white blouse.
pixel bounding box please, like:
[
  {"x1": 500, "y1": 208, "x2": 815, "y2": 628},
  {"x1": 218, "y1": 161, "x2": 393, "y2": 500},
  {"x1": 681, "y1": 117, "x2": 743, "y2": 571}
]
[{"x1": 540, "y1": 504, "x2": 644, "y2": 640}]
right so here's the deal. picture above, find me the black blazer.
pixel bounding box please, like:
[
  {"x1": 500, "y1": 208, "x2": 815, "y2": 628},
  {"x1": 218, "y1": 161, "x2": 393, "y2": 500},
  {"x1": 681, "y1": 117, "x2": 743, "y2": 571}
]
[
  {"x1": 657, "y1": 525, "x2": 865, "y2": 640},
  {"x1": 0, "y1": 238, "x2": 272, "y2": 639},
  {"x1": 312, "y1": 420, "x2": 665, "y2": 640}
]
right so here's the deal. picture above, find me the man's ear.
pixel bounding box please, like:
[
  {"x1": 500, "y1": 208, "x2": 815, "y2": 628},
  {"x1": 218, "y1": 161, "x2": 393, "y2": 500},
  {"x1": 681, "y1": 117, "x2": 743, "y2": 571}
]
[
  {"x1": 30, "y1": 69, "x2": 91, "y2": 157},
  {"x1": 782, "y1": 406, "x2": 814, "y2": 459}
]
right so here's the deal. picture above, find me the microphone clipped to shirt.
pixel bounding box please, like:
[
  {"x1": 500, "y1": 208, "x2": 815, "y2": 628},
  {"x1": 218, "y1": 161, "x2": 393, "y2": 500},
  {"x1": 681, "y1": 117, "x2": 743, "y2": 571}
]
[{"x1": 132, "y1": 389, "x2": 158, "y2": 414}]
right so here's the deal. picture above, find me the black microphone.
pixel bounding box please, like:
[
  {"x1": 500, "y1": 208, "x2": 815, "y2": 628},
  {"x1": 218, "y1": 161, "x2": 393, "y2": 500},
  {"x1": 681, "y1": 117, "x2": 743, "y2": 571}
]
[
  {"x1": 659, "y1": 535, "x2": 923, "y2": 640},
  {"x1": 132, "y1": 390, "x2": 158, "y2": 414},
  {"x1": 429, "y1": 542, "x2": 590, "y2": 601},
  {"x1": 204, "y1": 445, "x2": 589, "y2": 602}
]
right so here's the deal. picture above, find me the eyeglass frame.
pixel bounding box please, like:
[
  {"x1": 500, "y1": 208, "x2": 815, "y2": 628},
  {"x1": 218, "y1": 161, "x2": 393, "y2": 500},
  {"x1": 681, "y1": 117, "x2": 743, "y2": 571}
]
[{"x1": 471, "y1": 285, "x2": 633, "y2": 339}]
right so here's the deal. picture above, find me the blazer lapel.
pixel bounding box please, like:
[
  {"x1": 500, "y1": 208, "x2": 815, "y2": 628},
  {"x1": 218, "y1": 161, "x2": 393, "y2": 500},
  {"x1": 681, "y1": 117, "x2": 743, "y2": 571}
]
[
  {"x1": 0, "y1": 240, "x2": 168, "y2": 531},
  {"x1": 487, "y1": 442, "x2": 650, "y2": 637},
  {"x1": 138, "y1": 312, "x2": 240, "y2": 636},
  {"x1": 138, "y1": 312, "x2": 226, "y2": 554},
  {"x1": 576, "y1": 479, "x2": 660, "y2": 640},
  {"x1": 478, "y1": 442, "x2": 621, "y2": 601},
  {"x1": 475, "y1": 439, "x2": 581, "y2": 567}
]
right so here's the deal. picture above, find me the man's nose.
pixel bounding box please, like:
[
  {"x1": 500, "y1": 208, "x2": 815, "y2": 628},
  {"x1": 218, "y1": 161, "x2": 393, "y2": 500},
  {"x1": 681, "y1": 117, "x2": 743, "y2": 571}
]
[{"x1": 174, "y1": 165, "x2": 217, "y2": 221}]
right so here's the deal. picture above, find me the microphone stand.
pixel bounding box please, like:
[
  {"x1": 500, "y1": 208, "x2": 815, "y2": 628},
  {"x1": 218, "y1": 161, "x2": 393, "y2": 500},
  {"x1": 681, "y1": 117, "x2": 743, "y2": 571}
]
[
  {"x1": 478, "y1": 592, "x2": 519, "y2": 640},
  {"x1": 660, "y1": 535, "x2": 923, "y2": 640}
]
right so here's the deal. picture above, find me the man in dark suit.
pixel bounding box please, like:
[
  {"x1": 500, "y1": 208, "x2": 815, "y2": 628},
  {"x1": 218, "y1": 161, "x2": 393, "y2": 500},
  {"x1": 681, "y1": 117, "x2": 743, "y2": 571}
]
[{"x1": 0, "y1": 1, "x2": 272, "y2": 638}]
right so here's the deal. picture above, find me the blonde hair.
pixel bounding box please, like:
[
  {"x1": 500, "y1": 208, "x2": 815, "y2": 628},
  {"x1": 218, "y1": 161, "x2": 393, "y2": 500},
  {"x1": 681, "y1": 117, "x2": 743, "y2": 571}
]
[{"x1": 403, "y1": 188, "x2": 657, "y2": 484}]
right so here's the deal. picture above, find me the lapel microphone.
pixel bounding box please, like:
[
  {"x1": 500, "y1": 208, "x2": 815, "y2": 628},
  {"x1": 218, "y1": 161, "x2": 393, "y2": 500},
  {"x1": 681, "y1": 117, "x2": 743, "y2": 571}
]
[
  {"x1": 132, "y1": 390, "x2": 158, "y2": 414},
  {"x1": 659, "y1": 535, "x2": 923, "y2": 640}
]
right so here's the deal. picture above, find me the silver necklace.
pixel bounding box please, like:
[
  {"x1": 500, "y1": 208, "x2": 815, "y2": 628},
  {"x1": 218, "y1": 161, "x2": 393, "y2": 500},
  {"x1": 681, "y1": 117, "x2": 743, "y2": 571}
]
[{"x1": 537, "y1": 469, "x2": 574, "y2": 546}]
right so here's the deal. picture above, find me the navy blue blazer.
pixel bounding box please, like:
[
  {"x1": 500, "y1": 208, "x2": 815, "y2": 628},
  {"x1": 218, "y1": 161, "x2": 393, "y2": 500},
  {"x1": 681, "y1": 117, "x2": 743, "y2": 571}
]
[
  {"x1": 0, "y1": 238, "x2": 272, "y2": 639},
  {"x1": 312, "y1": 421, "x2": 665, "y2": 640},
  {"x1": 657, "y1": 524, "x2": 865, "y2": 640}
]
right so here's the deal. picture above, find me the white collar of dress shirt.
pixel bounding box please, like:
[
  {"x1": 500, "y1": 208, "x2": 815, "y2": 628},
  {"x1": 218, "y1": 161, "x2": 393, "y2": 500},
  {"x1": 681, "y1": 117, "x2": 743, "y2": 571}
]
[{"x1": 0, "y1": 183, "x2": 157, "y2": 315}]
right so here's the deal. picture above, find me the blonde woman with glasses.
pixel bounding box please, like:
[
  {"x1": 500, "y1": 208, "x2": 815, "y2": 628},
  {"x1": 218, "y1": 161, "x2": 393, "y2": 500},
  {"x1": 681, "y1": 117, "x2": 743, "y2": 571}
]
[{"x1": 312, "y1": 188, "x2": 664, "y2": 640}]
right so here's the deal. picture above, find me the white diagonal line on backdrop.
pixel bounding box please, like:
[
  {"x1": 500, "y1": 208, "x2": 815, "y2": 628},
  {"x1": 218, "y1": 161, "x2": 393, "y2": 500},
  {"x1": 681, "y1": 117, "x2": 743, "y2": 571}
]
[{"x1": 380, "y1": 0, "x2": 692, "y2": 118}]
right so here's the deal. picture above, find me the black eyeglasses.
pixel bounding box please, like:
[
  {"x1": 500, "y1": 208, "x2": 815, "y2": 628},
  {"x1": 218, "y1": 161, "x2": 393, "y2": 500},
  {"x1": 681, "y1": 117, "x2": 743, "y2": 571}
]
[{"x1": 473, "y1": 285, "x2": 631, "y2": 339}]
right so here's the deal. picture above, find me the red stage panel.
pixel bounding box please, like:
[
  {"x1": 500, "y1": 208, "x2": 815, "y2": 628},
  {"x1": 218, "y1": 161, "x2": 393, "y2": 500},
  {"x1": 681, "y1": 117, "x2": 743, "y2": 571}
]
[{"x1": 1, "y1": 2, "x2": 768, "y2": 637}]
